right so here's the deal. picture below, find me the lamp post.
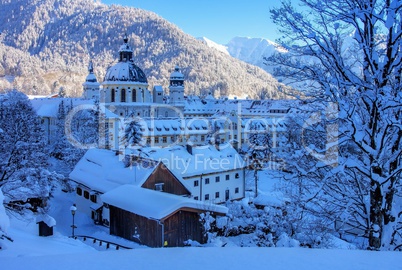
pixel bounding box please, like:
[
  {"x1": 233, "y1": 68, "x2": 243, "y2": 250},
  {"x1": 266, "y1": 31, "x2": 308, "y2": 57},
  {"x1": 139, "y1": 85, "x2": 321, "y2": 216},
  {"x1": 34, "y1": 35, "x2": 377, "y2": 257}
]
[{"x1": 70, "y1": 204, "x2": 77, "y2": 238}]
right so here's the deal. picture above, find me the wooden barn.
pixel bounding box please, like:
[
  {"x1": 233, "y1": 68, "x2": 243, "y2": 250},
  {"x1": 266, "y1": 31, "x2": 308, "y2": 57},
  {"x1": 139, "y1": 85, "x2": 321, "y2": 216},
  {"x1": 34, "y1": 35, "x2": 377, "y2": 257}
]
[
  {"x1": 69, "y1": 149, "x2": 194, "y2": 226},
  {"x1": 101, "y1": 185, "x2": 228, "y2": 247}
]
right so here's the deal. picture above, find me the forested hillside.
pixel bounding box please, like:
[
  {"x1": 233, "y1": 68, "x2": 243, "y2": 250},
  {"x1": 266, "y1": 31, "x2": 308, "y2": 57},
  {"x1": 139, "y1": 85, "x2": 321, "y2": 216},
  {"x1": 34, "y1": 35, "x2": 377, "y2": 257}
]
[{"x1": 0, "y1": 0, "x2": 283, "y2": 98}]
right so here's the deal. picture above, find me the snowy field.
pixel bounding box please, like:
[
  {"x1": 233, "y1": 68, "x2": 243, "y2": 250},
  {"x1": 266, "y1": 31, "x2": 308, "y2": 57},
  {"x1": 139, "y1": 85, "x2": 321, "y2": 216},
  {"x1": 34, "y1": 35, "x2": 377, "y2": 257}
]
[
  {"x1": 1, "y1": 233, "x2": 401, "y2": 270},
  {"x1": 1, "y1": 171, "x2": 401, "y2": 270}
]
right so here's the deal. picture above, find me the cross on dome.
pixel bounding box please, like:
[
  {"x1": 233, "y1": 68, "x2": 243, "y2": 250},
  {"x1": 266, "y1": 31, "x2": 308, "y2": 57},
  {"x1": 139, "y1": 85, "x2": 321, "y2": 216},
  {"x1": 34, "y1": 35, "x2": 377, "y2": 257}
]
[{"x1": 88, "y1": 60, "x2": 94, "y2": 73}]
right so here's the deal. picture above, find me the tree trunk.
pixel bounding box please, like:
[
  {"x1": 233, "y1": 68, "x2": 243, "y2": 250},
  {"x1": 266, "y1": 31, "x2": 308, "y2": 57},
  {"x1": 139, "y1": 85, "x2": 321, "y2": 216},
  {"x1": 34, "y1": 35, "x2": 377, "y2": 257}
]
[
  {"x1": 369, "y1": 180, "x2": 382, "y2": 250},
  {"x1": 254, "y1": 169, "x2": 258, "y2": 198}
]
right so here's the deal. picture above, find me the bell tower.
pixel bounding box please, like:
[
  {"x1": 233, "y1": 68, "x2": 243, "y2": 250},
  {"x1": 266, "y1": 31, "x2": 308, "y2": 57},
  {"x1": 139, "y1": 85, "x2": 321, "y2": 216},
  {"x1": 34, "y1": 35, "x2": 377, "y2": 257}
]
[
  {"x1": 169, "y1": 65, "x2": 185, "y2": 106},
  {"x1": 82, "y1": 60, "x2": 100, "y2": 100}
]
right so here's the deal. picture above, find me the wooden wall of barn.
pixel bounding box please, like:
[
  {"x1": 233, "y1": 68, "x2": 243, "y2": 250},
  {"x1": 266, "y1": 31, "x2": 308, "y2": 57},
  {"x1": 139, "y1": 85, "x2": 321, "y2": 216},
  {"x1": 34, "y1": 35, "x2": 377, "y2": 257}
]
[
  {"x1": 109, "y1": 205, "x2": 206, "y2": 247},
  {"x1": 109, "y1": 205, "x2": 162, "y2": 248},
  {"x1": 164, "y1": 210, "x2": 206, "y2": 247},
  {"x1": 142, "y1": 163, "x2": 190, "y2": 196}
]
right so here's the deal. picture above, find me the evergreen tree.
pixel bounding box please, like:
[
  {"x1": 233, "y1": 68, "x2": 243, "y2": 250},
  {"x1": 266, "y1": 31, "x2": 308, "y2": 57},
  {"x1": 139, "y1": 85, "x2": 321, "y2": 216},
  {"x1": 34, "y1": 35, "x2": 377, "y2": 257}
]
[
  {"x1": 51, "y1": 100, "x2": 68, "y2": 159},
  {"x1": 51, "y1": 99, "x2": 87, "y2": 167},
  {"x1": 124, "y1": 114, "x2": 144, "y2": 148},
  {"x1": 245, "y1": 120, "x2": 272, "y2": 197}
]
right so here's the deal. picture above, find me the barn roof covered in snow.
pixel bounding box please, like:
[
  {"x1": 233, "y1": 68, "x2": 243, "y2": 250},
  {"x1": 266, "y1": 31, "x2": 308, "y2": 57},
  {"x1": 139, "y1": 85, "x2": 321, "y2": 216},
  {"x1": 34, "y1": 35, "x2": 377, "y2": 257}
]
[
  {"x1": 69, "y1": 148, "x2": 157, "y2": 193},
  {"x1": 101, "y1": 185, "x2": 228, "y2": 220}
]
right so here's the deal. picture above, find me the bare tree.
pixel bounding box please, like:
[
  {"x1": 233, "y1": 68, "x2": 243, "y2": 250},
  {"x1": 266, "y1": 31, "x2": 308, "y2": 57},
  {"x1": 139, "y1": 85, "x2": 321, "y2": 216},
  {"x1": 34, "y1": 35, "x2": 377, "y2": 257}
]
[{"x1": 267, "y1": 0, "x2": 402, "y2": 250}]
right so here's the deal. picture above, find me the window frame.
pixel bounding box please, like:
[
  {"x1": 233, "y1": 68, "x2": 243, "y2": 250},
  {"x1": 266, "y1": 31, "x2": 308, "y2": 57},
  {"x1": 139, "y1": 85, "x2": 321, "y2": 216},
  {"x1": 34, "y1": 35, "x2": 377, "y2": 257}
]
[{"x1": 84, "y1": 190, "x2": 90, "y2": 199}]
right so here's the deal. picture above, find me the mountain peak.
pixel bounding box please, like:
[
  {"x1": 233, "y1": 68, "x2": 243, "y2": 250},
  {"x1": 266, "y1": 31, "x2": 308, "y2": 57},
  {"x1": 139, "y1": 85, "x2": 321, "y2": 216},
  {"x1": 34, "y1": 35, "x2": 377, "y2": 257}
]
[
  {"x1": 197, "y1": 37, "x2": 229, "y2": 55},
  {"x1": 200, "y1": 36, "x2": 284, "y2": 75}
]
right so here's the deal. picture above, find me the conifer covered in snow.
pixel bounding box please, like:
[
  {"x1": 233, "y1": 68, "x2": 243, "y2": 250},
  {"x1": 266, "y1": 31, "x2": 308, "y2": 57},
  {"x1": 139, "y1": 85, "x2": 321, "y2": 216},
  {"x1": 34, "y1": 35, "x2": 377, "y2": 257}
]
[{"x1": 124, "y1": 114, "x2": 144, "y2": 148}]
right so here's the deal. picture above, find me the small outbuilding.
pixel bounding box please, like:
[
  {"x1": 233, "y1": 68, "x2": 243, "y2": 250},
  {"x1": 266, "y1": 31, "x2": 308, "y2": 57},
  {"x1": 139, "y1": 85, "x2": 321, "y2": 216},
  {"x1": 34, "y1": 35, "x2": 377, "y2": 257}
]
[
  {"x1": 36, "y1": 214, "x2": 56, "y2": 237},
  {"x1": 101, "y1": 185, "x2": 228, "y2": 247}
]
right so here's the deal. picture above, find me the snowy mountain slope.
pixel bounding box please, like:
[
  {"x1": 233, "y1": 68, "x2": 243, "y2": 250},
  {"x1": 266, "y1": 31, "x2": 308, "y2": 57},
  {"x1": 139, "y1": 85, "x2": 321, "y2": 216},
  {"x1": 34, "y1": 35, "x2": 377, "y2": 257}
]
[
  {"x1": 227, "y1": 37, "x2": 282, "y2": 69},
  {"x1": 0, "y1": 0, "x2": 285, "y2": 99},
  {"x1": 201, "y1": 36, "x2": 284, "y2": 75}
]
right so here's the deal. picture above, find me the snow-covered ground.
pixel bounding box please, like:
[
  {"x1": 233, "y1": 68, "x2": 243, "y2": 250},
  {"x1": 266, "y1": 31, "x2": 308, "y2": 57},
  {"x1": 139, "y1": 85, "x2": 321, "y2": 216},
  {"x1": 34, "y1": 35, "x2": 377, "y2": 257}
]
[
  {"x1": 1, "y1": 171, "x2": 401, "y2": 270},
  {"x1": 2, "y1": 232, "x2": 401, "y2": 270}
]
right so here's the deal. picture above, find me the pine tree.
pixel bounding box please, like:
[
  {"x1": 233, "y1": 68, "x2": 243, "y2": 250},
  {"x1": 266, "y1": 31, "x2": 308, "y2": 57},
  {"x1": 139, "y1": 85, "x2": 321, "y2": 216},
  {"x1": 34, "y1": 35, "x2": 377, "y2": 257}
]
[
  {"x1": 246, "y1": 120, "x2": 272, "y2": 197},
  {"x1": 51, "y1": 99, "x2": 87, "y2": 167},
  {"x1": 124, "y1": 114, "x2": 144, "y2": 148}
]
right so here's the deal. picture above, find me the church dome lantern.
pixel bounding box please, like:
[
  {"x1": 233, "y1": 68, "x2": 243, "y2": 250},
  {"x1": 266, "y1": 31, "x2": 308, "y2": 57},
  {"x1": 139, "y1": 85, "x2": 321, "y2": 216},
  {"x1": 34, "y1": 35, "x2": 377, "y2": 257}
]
[{"x1": 119, "y1": 34, "x2": 133, "y2": 62}]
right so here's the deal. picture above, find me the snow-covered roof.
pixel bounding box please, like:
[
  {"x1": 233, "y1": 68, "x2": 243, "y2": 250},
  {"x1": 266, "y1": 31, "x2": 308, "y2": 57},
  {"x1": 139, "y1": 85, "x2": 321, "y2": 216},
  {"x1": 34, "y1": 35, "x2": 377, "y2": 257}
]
[
  {"x1": 170, "y1": 65, "x2": 184, "y2": 80},
  {"x1": 153, "y1": 85, "x2": 164, "y2": 92},
  {"x1": 30, "y1": 98, "x2": 94, "y2": 118},
  {"x1": 83, "y1": 73, "x2": 99, "y2": 84},
  {"x1": 36, "y1": 214, "x2": 56, "y2": 227},
  {"x1": 135, "y1": 144, "x2": 245, "y2": 178},
  {"x1": 69, "y1": 149, "x2": 157, "y2": 193},
  {"x1": 101, "y1": 185, "x2": 228, "y2": 220},
  {"x1": 139, "y1": 118, "x2": 209, "y2": 137},
  {"x1": 242, "y1": 117, "x2": 287, "y2": 132},
  {"x1": 183, "y1": 97, "x2": 296, "y2": 117}
]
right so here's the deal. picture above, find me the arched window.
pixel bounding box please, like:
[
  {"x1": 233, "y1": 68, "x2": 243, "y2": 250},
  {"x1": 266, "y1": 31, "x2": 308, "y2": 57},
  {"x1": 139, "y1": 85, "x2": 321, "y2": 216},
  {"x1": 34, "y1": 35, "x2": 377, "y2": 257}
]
[
  {"x1": 111, "y1": 89, "x2": 115, "y2": 102},
  {"x1": 121, "y1": 89, "x2": 126, "y2": 102},
  {"x1": 132, "y1": 89, "x2": 137, "y2": 102}
]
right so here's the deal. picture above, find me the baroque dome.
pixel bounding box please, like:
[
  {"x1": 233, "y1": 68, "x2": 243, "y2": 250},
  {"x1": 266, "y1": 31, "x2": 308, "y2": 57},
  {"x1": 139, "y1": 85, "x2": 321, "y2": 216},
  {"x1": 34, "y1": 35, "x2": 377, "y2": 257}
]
[
  {"x1": 104, "y1": 35, "x2": 148, "y2": 83},
  {"x1": 104, "y1": 61, "x2": 148, "y2": 83}
]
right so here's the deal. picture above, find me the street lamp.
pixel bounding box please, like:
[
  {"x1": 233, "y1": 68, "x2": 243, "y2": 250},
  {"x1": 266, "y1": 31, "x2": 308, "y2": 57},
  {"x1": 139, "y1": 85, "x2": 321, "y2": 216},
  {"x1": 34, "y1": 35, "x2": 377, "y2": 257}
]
[{"x1": 70, "y1": 204, "x2": 77, "y2": 238}]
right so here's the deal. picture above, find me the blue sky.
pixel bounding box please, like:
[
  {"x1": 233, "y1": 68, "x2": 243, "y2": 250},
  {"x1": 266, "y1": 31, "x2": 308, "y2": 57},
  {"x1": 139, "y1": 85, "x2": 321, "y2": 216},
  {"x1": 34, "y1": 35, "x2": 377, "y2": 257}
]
[{"x1": 101, "y1": 0, "x2": 283, "y2": 44}]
